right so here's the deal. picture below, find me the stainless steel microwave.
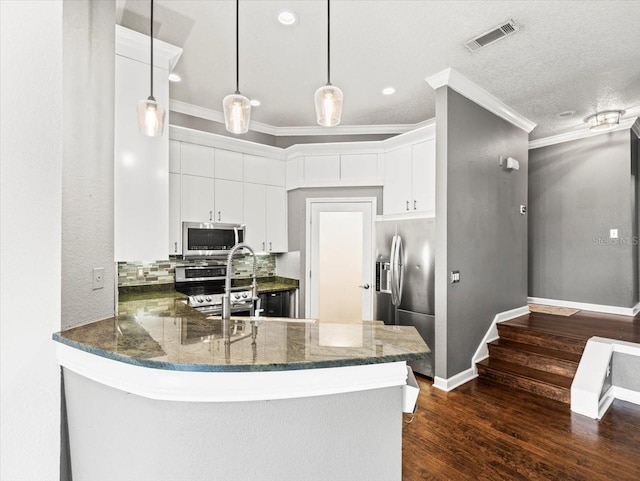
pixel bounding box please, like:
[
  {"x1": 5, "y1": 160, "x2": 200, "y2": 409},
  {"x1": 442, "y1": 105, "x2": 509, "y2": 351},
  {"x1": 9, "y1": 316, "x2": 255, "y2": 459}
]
[{"x1": 182, "y1": 222, "x2": 245, "y2": 258}]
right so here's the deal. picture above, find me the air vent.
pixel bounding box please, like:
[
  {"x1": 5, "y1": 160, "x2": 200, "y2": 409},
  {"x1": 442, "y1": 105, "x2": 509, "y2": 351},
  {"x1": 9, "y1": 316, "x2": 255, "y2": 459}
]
[{"x1": 464, "y1": 20, "x2": 520, "y2": 52}]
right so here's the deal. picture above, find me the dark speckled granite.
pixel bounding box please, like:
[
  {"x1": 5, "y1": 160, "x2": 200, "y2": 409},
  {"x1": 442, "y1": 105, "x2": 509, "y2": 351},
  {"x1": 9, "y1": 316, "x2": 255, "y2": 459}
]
[{"x1": 53, "y1": 292, "x2": 429, "y2": 373}]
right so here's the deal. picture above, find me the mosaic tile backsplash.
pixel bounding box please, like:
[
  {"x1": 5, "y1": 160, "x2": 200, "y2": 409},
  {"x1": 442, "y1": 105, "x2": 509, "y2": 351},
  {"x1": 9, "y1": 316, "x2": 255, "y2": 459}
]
[{"x1": 118, "y1": 255, "x2": 277, "y2": 287}]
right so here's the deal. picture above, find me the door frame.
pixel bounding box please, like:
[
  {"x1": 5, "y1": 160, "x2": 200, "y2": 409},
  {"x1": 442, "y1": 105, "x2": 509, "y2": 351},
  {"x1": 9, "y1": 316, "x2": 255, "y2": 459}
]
[{"x1": 305, "y1": 197, "x2": 377, "y2": 319}]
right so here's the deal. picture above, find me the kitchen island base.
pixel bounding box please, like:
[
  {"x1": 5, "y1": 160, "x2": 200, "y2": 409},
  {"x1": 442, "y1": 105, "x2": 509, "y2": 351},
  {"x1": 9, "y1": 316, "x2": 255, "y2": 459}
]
[{"x1": 63, "y1": 367, "x2": 403, "y2": 481}]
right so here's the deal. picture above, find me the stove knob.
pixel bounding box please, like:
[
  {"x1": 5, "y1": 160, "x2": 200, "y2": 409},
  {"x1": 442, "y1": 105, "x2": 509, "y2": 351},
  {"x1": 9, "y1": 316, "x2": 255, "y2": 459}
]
[
  {"x1": 197, "y1": 297, "x2": 204, "y2": 303},
  {"x1": 234, "y1": 294, "x2": 241, "y2": 299},
  {"x1": 205, "y1": 296, "x2": 211, "y2": 302},
  {"x1": 242, "y1": 293, "x2": 248, "y2": 299}
]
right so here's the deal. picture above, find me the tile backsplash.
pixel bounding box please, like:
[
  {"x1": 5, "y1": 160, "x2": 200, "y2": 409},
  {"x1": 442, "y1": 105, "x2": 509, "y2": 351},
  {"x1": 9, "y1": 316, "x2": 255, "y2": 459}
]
[{"x1": 118, "y1": 255, "x2": 277, "y2": 287}]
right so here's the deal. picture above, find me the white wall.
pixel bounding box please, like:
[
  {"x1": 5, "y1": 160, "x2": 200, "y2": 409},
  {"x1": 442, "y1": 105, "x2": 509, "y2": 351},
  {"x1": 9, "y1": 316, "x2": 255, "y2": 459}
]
[
  {"x1": 62, "y1": 0, "x2": 116, "y2": 329},
  {"x1": 0, "y1": 1, "x2": 63, "y2": 479}
]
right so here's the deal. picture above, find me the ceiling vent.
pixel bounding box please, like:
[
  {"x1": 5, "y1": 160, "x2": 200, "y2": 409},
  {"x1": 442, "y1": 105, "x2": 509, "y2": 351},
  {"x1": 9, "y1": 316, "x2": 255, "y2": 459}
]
[{"x1": 464, "y1": 20, "x2": 520, "y2": 52}]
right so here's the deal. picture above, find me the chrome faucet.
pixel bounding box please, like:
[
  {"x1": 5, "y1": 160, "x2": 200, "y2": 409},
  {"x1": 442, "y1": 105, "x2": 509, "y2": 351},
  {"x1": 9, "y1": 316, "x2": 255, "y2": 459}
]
[{"x1": 222, "y1": 242, "x2": 259, "y2": 321}]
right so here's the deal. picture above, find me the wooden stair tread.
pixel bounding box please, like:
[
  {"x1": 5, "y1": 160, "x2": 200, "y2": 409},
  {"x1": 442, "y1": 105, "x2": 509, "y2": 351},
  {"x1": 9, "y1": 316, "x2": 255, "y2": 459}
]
[
  {"x1": 477, "y1": 358, "x2": 573, "y2": 389},
  {"x1": 488, "y1": 339, "x2": 581, "y2": 363}
]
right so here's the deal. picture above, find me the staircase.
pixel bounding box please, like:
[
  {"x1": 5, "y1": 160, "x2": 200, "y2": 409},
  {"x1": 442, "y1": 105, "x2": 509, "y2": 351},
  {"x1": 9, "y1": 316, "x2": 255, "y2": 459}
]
[{"x1": 476, "y1": 315, "x2": 584, "y2": 403}]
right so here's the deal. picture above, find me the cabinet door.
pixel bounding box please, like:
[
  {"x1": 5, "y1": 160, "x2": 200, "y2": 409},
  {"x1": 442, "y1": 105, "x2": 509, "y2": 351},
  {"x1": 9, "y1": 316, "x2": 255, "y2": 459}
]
[
  {"x1": 181, "y1": 143, "x2": 215, "y2": 177},
  {"x1": 411, "y1": 140, "x2": 436, "y2": 214},
  {"x1": 243, "y1": 154, "x2": 266, "y2": 184},
  {"x1": 341, "y1": 153, "x2": 380, "y2": 185},
  {"x1": 266, "y1": 186, "x2": 287, "y2": 253},
  {"x1": 182, "y1": 175, "x2": 215, "y2": 223},
  {"x1": 383, "y1": 146, "x2": 412, "y2": 215},
  {"x1": 214, "y1": 179, "x2": 243, "y2": 224},
  {"x1": 169, "y1": 140, "x2": 181, "y2": 174},
  {"x1": 243, "y1": 183, "x2": 267, "y2": 252},
  {"x1": 215, "y1": 149, "x2": 243, "y2": 181},
  {"x1": 304, "y1": 155, "x2": 340, "y2": 184},
  {"x1": 265, "y1": 157, "x2": 286, "y2": 187},
  {"x1": 169, "y1": 173, "x2": 181, "y2": 255}
]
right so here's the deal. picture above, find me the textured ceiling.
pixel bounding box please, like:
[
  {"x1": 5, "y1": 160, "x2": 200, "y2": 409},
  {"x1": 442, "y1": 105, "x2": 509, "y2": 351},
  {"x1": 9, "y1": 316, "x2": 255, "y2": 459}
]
[{"x1": 117, "y1": 0, "x2": 640, "y2": 139}]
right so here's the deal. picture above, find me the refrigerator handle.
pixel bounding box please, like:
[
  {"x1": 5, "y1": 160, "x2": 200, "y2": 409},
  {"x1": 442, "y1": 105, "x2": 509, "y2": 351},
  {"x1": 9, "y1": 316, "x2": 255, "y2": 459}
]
[
  {"x1": 395, "y1": 235, "x2": 404, "y2": 305},
  {"x1": 389, "y1": 235, "x2": 398, "y2": 306}
]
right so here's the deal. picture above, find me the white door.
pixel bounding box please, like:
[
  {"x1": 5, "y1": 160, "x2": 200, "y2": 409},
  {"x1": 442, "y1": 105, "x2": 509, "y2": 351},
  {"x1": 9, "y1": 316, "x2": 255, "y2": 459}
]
[{"x1": 308, "y1": 199, "x2": 374, "y2": 321}]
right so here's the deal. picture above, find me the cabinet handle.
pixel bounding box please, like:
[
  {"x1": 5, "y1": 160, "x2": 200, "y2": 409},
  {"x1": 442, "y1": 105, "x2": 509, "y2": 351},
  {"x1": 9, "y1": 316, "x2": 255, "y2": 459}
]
[
  {"x1": 269, "y1": 242, "x2": 272, "y2": 251},
  {"x1": 262, "y1": 242, "x2": 265, "y2": 251},
  {"x1": 209, "y1": 210, "x2": 212, "y2": 221},
  {"x1": 414, "y1": 200, "x2": 417, "y2": 210},
  {"x1": 174, "y1": 241, "x2": 177, "y2": 253},
  {"x1": 218, "y1": 211, "x2": 221, "y2": 222},
  {"x1": 406, "y1": 200, "x2": 410, "y2": 211}
]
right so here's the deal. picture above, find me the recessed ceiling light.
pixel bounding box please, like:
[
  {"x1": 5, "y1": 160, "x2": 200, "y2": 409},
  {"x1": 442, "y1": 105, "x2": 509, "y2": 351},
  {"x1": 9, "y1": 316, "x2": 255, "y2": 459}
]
[
  {"x1": 168, "y1": 73, "x2": 181, "y2": 82},
  {"x1": 277, "y1": 10, "x2": 298, "y2": 26},
  {"x1": 250, "y1": 99, "x2": 261, "y2": 107},
  {"x1": 382, "y1": 87, "x2": 396, "y2": 95},
  {"x1": 557, "y1": 109, "x2": 575, "y2": 117}
]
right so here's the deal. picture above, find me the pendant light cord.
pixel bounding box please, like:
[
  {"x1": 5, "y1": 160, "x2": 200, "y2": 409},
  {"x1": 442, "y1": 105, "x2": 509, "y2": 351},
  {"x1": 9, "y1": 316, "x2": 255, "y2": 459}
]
[
  {"x1": 150, "y1": 0, "x2": 154, "y2": 98},
  {"x1": 327, "y1": 0, "x2": 331, "y2": 85},
  {"x1": 235, "y1": 0, "x2": 240, "y2": 94}
]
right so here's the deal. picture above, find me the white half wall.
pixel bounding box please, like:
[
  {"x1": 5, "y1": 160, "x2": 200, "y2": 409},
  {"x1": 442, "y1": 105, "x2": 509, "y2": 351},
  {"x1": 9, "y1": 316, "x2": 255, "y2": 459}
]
[{"x1": 0, "y1": 1, "x2": 63, "y2": 479}]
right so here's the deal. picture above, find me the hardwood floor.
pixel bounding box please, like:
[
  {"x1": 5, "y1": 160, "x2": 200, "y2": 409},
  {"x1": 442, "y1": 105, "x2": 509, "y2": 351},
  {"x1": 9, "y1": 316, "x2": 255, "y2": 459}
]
[{"x1": 402, "y1": 376, "x2": 640, "y2": 481}]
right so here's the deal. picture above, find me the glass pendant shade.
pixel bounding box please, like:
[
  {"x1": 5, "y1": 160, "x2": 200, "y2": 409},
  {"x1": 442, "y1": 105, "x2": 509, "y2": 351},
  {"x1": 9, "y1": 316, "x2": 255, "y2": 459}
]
[
  {"x1": 223, "y1": 93, "x2": 251, "y2": 134},
  {"x1": 314, "y1": 84, "x2": 343, "y2": 127},
  {"x1": 586, "y1": 110, "x2": 623, "y2": 132},
  {"x1": 137, "y1": 97, "x2": 165, "y2": 137}
]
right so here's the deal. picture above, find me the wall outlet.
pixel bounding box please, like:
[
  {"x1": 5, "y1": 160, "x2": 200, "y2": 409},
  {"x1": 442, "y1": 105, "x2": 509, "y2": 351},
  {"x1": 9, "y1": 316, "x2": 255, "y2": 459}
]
[
  {"x1": 610, "y1": 229, "x2": 618, "y2": 239},
  {"x1": 519, "y1": 205, "x2": 527, "y2": 215},
  {"x1": 450, "y1": 270, "x2": 460, "y2": 283},
  {"x1": 137, "y1": 267, "x2": 144, "y2": 279},
  {"x1": 93, "y1": 267, "x2": 105, "y2": 290}
]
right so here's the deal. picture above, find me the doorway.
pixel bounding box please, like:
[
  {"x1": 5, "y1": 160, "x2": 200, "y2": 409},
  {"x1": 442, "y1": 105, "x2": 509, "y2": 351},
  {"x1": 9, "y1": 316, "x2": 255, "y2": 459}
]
[{"x1": 306, "y1": 198, "x2": 376, "y2": 321}]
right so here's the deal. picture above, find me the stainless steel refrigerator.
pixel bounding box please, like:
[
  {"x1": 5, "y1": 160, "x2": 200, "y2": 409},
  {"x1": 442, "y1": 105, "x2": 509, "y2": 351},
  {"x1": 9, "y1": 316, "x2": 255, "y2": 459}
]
[{"x1": 374, "y1": 218, "x2": 435, "y2": 377}]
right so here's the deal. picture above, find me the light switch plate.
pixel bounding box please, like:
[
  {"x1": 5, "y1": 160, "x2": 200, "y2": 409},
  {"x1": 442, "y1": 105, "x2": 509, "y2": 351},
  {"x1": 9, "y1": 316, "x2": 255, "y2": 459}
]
[
  {"x1": 93, "y1": 267, "x2": 104, "y2": 290},
  {"x1": 610, "y1": 229, "x2": 619, "y2": 239}
]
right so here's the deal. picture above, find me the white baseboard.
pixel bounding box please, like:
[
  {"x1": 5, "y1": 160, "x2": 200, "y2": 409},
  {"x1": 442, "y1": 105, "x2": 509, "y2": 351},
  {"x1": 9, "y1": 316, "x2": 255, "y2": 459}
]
[
  {"x1": 613, "y1": 386, "x2": 640, "y2": 406},
  {"x1": 433, "y1": 367, "x2": 477, "y2": 392},
  {"x1": 528, "y1": 297, "x2": 640, "y2": 317},
  {"x1": 433, "y1": 305, "x2": 529, "y2": 392}
]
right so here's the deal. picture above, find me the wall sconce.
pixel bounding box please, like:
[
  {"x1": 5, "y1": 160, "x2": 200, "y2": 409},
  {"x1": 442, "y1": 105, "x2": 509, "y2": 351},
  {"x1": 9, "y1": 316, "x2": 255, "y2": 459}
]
[{"x1": 499, "y1": 156, "x2": 520, "y2": 171}]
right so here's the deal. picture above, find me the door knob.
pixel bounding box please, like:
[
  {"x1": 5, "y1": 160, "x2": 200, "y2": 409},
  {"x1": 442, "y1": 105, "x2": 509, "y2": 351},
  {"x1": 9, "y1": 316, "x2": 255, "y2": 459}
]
[{"x1": 359, "y1": 284, "x2": 370, "y2": 289}]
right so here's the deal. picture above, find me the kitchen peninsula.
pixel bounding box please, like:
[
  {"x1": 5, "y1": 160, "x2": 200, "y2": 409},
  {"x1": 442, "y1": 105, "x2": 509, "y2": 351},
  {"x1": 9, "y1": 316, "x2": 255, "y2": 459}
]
[{"x1": 54, "y1": 291, "x2": 428, "y2": 481}]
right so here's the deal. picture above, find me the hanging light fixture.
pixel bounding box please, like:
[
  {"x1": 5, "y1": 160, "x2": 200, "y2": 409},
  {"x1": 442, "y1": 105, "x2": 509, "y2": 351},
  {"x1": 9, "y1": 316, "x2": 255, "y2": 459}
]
[
  {"x1": 585, "y1": 110, "x2": 624, "y2": 132},
  {"x1": 314, "y1": 0, "x2": 343, "y2": 127},
  {"x1": 137, "y1": 0, "x2": 165, "y2": 137},
  {"x1": 223, "y1": 0, "x2": 251, "y2": 134}
]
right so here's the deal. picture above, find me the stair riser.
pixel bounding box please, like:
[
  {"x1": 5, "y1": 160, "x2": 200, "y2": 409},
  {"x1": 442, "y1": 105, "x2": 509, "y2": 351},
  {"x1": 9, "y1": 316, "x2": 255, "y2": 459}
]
[
  {"x1": 497, "y1": 325, "x2": 585, "y2": 355},
  {"x1": 477, "y1": 366, "x2": 570, "y2": 404},
  {"x1": 488, "y1": 345, "x2": 578, "y2": 378}
]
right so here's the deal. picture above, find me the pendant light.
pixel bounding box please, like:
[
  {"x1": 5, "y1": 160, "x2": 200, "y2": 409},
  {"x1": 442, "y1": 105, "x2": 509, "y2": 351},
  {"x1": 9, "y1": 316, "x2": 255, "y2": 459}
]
[
  {"x1": 223, "y1": 0, "x2": 251, "y2": 134},
  {"x1": 137, "y1": 0, "x2": 165, "y2": 137},
  {"x1": 314, "y1": 0, "x2": 343, "y2": 127}
]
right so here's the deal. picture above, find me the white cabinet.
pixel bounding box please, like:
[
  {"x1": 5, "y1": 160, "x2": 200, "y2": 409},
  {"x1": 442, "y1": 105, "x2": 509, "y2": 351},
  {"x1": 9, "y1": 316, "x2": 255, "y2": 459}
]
[
  {"x1": 243, "y1": 154, "x2": 266, "y2": 184},
  {"x1": 265, "y1": 157, "x2": 286, "y2": 186},
  {"x1": 169, "y1": 173, "x2": 181, "y2": 255},
  {"x1": 243, "y1": 183, "x2": 287, "y2": 253},
  {"x1": 341, "y1": 153, "x2": 380, "y2": 185},
  {"x1": 169, "y1": 140, "x2": 181, "y2": 174},
  {"x1": 304, "y1": 155, "x2": 341, "y2": 184},
  {"x1": 215, "y1": 149, "x2": 243, "y2": 181},
  {"x1": 214, "y1": 179, "x2": 243, "y2": 224},
  {"x1": 182, "y1": 142, "x2": 215, "y2": 177},
  {"x1": 182, "y1": 175, "x2": 215, "y2": 223},
  {"x1": 383, "y1": 139, "x2": 435, "y2": 216}
]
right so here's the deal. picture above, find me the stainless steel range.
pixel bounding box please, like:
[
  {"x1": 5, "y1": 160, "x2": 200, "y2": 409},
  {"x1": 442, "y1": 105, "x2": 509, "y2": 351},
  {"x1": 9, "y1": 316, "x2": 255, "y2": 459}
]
[{"x1": 174, "y1": 265, "x2": 255, "y2": 315}]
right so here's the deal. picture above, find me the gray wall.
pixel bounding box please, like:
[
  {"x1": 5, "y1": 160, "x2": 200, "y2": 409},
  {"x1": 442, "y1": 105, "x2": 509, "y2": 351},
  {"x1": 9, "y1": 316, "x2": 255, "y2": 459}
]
[
  {"x1": 633, "y1": 130, "x2": 639, "y2": 300},
  {"x1": 612, "y1": 352, "x2": 640, "y2": 392},
  {"x1": 529, "y1": 130, "x2": 637, "y2": 307},
  {"x1": 435, "y1": 87, "x2": 529, "y2": 379},
  {"x1": 64, "y1": 369, "x2": 402, "y2": 481},
  {"x1": 62, "y1": 0, "x2": 116, "y2": 329},
  {"x1": 287, "y1": 187, "x2": 383, "y2": 316}
]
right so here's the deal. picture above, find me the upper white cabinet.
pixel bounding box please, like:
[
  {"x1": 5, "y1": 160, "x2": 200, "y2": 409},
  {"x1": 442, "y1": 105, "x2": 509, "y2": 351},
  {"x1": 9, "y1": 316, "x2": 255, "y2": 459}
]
[
  {"x1": 214, "y1": 179, "x2": 243, "y2": 224},
  {"x1": 304, "y1": 155, "x2": 341, "y2": 184},
  {"x1": 215, "y1": 149, "x2": 243, "y2": 181},
  {"x1": 243, "y1": 154, "x2": 267, "y2": 184},
  {"x1": 340, "y1": 153, "x2": 380, "y2": 185},
  {"x1": 243, "y1": 184, "x2": 288, "y2": 253},
  {"x1": 182, "y1": 143, "x2": 215, "y2": 177},
  {"x1": 383, "y1": 139, "x2": 435, "y2": 216},
  {"x1": 169, "y1": 173, "x2": 181, "y2": 255},
  {"x1": 114, "y1": 27, "x2": 182, "y2": 262},
  {"x1": 182, "y1": 175, "x2": 215, "y2": 223},
  {"x1": 265, "y1": 157, "x2": 286, "y2": 187},
  {"x1": 265, "y1": 186, "x2": 287, "y2": 252},
  {"x1": 169, "y1": 140, "x2": 181, "y2": 174}
]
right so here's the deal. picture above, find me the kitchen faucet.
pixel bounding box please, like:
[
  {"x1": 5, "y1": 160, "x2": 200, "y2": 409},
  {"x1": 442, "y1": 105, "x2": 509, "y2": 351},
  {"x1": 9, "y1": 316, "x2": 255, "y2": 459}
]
[{"x1": 222, "y1": 242, "x2": 260, "y2": 321}]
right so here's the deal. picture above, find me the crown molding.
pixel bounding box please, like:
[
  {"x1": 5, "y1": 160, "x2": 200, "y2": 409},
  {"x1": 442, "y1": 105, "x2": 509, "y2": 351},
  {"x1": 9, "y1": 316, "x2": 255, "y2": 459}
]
[
  {"x1": 382, "y1": 120, "x2": 436, "y2": 151},
  {"x1": 528, "y1": 117, "x2": 639, "y2": 150},
  {"x1": 115, "y1": 25, "x2": 182, "y2": 72},
  {"x1": 169, "y1": 99, "x2": 429, "y2": 138},
  {"x1": 632, "y1": 118, "x2": 640, "y2": 138},
  {"x1": 284, "y1": 141, "x2": 385, "y2": 160},
  {"x1": 425, "y1": 68, "x2": 536, "y2": 133}
]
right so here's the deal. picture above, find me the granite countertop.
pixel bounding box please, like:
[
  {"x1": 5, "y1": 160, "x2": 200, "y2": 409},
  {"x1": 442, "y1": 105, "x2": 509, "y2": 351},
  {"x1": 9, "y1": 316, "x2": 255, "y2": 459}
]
[{"x1": 53, "y1": 292, "x2": 429, "y2": 373}]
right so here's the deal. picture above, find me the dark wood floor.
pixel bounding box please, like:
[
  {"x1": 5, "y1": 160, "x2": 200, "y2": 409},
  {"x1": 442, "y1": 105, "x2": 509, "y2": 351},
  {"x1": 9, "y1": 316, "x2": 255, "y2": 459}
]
[{"x1": 402, "y1": 375, "x2": 640, "y2": 481}]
